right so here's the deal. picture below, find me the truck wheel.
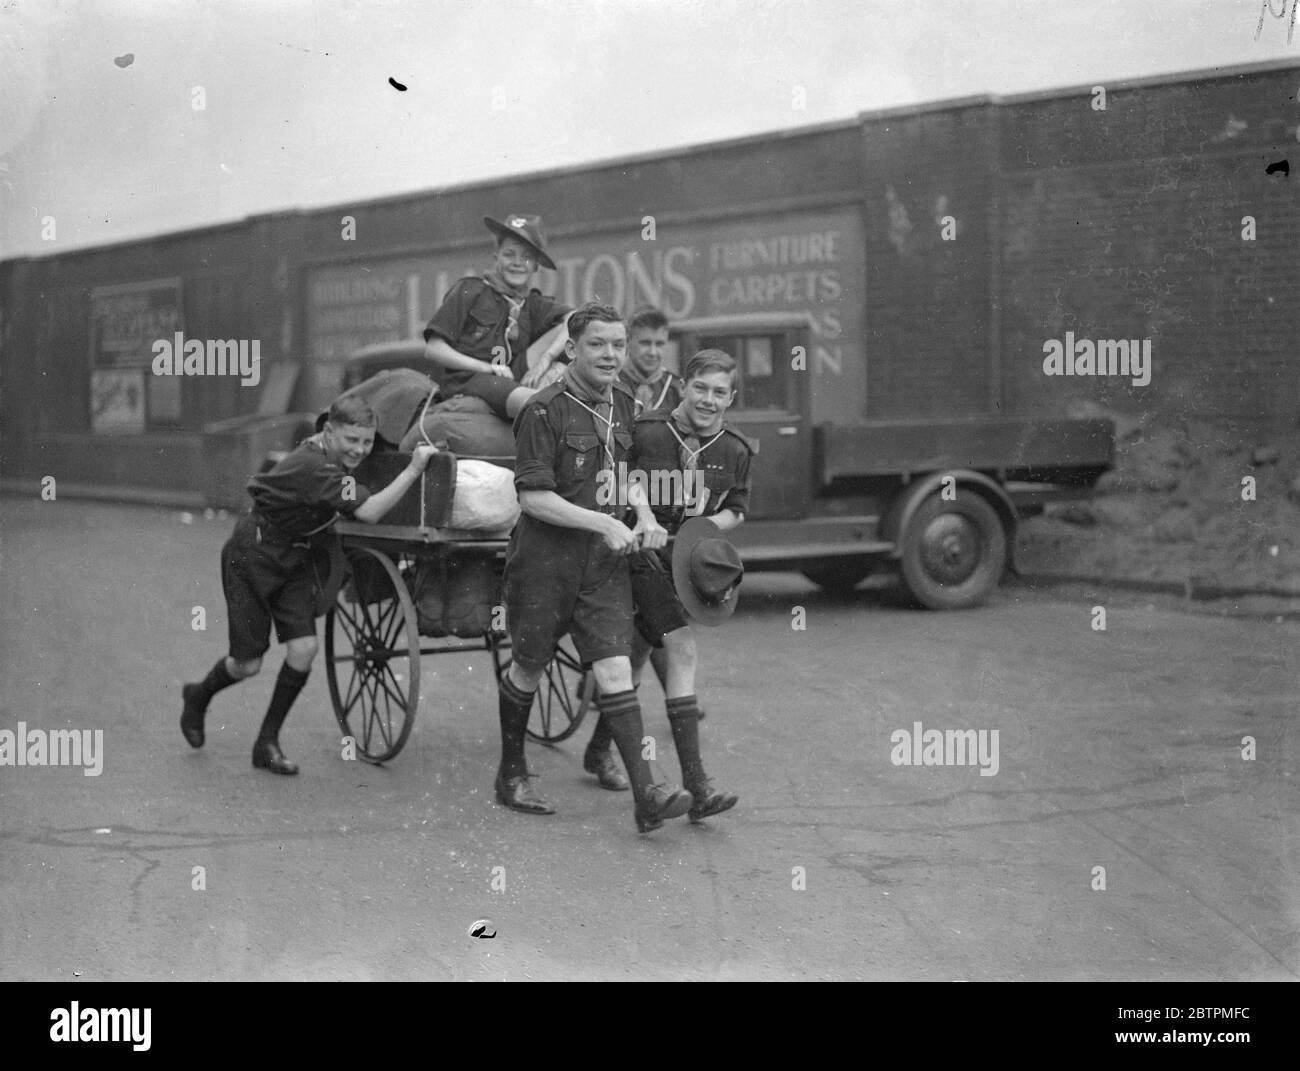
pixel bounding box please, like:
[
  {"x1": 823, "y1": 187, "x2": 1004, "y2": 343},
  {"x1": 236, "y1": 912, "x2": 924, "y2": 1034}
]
[
  {"x1": 899, "y1": 490, "x2": 1006, "y2": 609},
  {"x1": 801, "y1": 557, "x2": 874, "y2": 593}
]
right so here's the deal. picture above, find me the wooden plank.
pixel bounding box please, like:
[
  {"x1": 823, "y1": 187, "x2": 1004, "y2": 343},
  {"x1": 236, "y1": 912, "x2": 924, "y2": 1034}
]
[{"x1": 818, "y1": 418, "x2": 1113, "y2": 482}]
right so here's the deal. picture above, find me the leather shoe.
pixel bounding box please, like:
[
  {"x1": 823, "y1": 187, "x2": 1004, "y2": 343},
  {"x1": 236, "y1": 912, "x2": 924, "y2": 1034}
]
[
  {"x1": 687, "y1": 780, "x2": 738, "y2": 822},
  {"x1": 252, "y1": 739, "x2": 299, "y2": 776},
  {"x1": 634, "y1": 782, "x2": 693, "y2": 833},
  {"x1": 495, "y1": 773, "x2": 555, "y2": 814},
  {"x1": 180, "y1": 684, "x2": 206, "y2": 749},
  {"x1": 582, "y1": 745, "x2": 630, "y2": 791}
]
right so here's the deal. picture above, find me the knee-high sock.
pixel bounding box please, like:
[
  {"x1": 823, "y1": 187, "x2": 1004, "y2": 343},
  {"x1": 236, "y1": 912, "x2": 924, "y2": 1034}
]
[
  {"x1": 586, "y1": 712, "x2": 613, "y2": 754},
  {"x1": 498, "y1": 672, "x2": 535, "y2": 780},
  {"x1": 667, "y1": 695, "x2": 706, "y2": 788},
  {"x1": 257, "y1": 663, "x2": 309, "y2": 744},
  {"x1": 189, "y1": 657, "x2": 238, "y2": 711},
  {"x1": 598, "y1": 690, "x2": 655, "y2": 802}
]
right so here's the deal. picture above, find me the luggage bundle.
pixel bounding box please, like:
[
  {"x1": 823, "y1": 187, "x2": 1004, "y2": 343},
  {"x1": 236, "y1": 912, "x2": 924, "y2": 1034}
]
[
  {"x1": 411, "y1": 551, "x2": 502, "y2": 638},
  {"x1": 399, "y1": 394, "x2": 515, "y2": 461},
  {"x1": 398, "y1": 391, "x2": 520, "y2": 638},
  {"x1": 318, "y1": 368, "x2": 439, "y2": 451},
  {"x1": 336, "y1": 372, "x2": 525, "y2": 638}
]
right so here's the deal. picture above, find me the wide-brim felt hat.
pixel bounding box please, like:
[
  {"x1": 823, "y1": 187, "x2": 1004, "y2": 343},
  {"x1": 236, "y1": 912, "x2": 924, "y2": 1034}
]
[
  {"x1": 672, "y1": 516, "x2": 745, "y2": 626},
  {"x1": 484, "y1": 213, "x2": 556, "y2": 270}
]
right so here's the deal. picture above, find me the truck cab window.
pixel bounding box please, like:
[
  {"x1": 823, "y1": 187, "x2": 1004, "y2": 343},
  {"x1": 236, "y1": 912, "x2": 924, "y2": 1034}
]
[{"x1": 697, "y1": 331, "x2": 786, "y2": 412}]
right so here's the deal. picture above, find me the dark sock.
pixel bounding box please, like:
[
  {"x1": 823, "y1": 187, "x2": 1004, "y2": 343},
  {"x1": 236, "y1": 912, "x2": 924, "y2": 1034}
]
[
  {"x1": 498, "y1": 672, "x2": 535, "y2": 781},
  {"x1": 586, "y1": 713, "x2": 613, "y2": 754},
  {"x1": 257, "y1": 663, "x2": 310, "y2": 745},
  {"x1": 188, "y1": 657, "x2": 238, "y2": 711},
  {"x1": 599, "y1": 690, "x2": 655, "y2": 801},
  {"x1": 667, "y1": 695, "x2": 706, "y2": 788}
]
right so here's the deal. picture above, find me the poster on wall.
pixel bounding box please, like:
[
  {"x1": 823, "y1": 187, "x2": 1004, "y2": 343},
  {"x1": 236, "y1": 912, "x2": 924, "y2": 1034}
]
[
  {"x1": 147, "y1": 373, "x2": 183, "y2": 423},
  {"x1": 89, "y1": 277, "x2": 184, "y2": 369},
  {"x1": 91, "y1": 369, "x2": 146, "y2": 433},
  {"x1": 88, "y1": 277, "x2": 183, "y2": 431}
]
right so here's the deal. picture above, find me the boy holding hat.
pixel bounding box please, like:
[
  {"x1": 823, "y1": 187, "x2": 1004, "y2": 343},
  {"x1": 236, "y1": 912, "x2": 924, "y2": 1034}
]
[
  {"x1": 582, "y1": 349, "x2": 752, "y2": 820},
  {"x1": 179, "y1": 396, "x2": 438, "y2": 775},
  {"x1": 423, "y1": 214, "x2": 573, "y2": 421}
]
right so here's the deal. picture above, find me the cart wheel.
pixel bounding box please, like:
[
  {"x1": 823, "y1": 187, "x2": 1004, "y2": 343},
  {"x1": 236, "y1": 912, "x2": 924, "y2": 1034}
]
[
  {"x1": 489, "y1": 634, "x2": 595, "y2": 745},
  {"x1": 325, "y1": 547, "x2": 421, "y2": 763}
]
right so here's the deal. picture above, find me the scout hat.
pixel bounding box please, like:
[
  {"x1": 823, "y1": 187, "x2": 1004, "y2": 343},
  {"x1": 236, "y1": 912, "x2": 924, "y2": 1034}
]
[
  {"x1": 672, "y1": 516, "x2": 745, "y2": 626},
  {"x1": 483, "y1": 213, "x2": 556, "y2": 270}
]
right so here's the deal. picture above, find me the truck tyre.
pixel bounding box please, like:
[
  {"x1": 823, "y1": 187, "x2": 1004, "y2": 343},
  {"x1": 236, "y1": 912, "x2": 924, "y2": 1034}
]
[
  {"x1": 898, "y1": 490, "x2": 1006, "y2": 609},
  {"x1": 801, "y1": 557, "x2": 874, "y2": 593}
]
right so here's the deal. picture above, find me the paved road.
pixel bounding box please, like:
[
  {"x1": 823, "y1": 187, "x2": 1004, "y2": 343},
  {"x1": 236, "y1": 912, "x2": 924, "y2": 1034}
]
[{"x1": 1, "y1": 498, "x2": 1296, "y2": 980}]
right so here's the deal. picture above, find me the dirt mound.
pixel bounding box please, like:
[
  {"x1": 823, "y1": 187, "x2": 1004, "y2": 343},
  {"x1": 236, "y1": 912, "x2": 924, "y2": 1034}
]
[{"x1": 1017, "y1": 406, "x2": 1300, "y2": 594}]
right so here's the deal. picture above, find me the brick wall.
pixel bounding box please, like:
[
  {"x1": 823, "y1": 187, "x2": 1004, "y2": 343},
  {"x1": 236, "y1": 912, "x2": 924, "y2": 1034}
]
[
  {"x1": 860, "y1": 103, "x2": 999, "y2": 419},
  {"x1": 998, "y1": 64, "x2": 1300, "y2": 425}
]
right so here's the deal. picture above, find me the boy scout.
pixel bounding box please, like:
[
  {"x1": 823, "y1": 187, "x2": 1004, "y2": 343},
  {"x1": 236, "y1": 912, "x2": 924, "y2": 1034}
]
[
  {"x1": 584, "y1": 349, "x2": 752, "y2": 820},
  {"x1": 179, "y1": 397, "x2": 437, "y2": 775},
  {"x1": 423, "y1": 213, "x2": 572, "y2": 421},
  {"x1": 581, "y1": 305, "x2": 687, "y2": 790},
  {"x1": 619, "y1": 306, "x2": 683, "y2": 414},
  {"x1": 496, "y1": 302, "x2": 695, "y2": 833}
]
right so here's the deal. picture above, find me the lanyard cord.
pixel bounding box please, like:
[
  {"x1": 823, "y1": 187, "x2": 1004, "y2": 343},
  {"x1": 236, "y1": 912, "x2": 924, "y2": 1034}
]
[
  {"x1": 653, "y1": 376, "x2": 674, "y2": 411},
  {"x1": 666, "y1": 422, "x2": 724, "y2": 469},
  {"x1": 563, "y1": 390, "x2": 616, "y2": 471}
]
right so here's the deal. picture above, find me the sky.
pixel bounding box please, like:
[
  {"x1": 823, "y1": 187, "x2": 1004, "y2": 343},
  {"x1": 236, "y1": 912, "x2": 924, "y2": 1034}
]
[{"x1": 2, "y1": 0, "x2": 1298, "y2": 260}]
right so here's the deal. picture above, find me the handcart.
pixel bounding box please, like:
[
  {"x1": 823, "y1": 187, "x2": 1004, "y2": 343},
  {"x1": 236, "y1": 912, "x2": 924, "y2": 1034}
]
[{"x1": 320, "y1": 450, "x2": 595, "y2": 763}]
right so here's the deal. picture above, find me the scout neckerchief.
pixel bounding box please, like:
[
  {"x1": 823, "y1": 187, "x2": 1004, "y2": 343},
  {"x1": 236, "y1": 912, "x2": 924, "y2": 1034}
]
[
  {"x1": 667, "y1": 404, "x2": 725, "y2": 472},
  {"x1": 621, "y1": 363, "x2": 674, "y2": 412},
  {"x1": 667, "y1": 404, "x2": 726, "y2": 514},
  {"x1": 481, "y1": 267, "x2": 528, "y2": 367},
  {"x1": 562, "y1": 365, "x2": 616, "y2": 473}
]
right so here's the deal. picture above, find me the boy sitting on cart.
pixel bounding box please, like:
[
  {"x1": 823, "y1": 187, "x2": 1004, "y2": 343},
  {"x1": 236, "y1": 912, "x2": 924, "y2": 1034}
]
[
  {"x1": 179, "y1": 396, "x2": 436, "y2": 775},
  {"x1": 422, "y1": 213, "x2": 572, "y2": 422}
]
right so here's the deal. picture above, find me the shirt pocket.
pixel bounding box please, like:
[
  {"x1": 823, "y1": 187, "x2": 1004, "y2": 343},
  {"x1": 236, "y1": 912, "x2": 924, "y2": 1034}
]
[
  {"x1": 562, "y1": 433, "x2": 601, "y2": 481},
  {"x1": 695, "y1": 467, "x2": 735, "y2": 513},
  {"x1": 465, "y1": 296, "x2": 501, "y2": 346}
]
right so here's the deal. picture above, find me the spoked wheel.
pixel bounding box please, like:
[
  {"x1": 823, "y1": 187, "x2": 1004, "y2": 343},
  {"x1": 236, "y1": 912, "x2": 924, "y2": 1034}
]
[
  {"x1": 325, "y1": 547, "x2": 421, "y2": 763},
  {"x1": 489, "y1": 634, "x2": 596, "y2": 745}
]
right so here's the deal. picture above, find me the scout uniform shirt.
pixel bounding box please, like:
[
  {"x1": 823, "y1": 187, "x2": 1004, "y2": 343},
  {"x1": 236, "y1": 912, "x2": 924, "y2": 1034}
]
[
  {"x1": 630, "y1": 410, "x2": 755, "y2": 534},
  {"x1": 619, "y1": 365, "x2": 684, "y2": 415},
  {"x1": 246, "y1": 434, "x2": 372, "y2": 541},
  {"x1": 423, "y1": 276, "x2": 571, "y2": 389},
  {"x1": 512, "y1": 369, "x2": 638, "y2": 516}
]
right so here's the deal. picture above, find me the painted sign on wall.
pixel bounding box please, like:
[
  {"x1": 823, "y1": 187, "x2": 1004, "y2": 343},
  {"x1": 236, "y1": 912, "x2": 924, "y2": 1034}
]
[{"x1": 306, "y1": 208, "x2": 865, "y2": 422}]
